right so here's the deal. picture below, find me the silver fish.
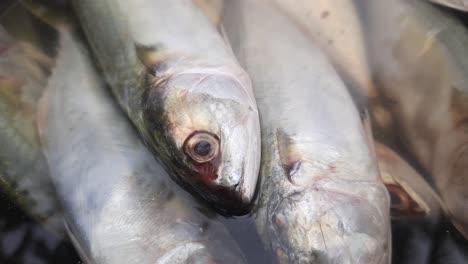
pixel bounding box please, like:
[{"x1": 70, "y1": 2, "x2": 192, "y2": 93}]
[
  {"x1": 271, "y1": 0, "x2": 397, "y2": 143},
  {"x1": 38, "y1": 31, "x2": 246, "y2": 264},
  {"x1": 271, "y1": 0, "x2": 375, "y2": 99},
  {"x1": 222, "y1": 1, "x2": 391, "y2": 263},
  {"x1": 428, "y1": 0, "x2": 468, "y2": 12},
  {"x1": 361, "y1": 0, "x2": 468, "y2": 239},
  {"x1": 0, "y1": 24, "x2": 63, "y2": 235},
  {"x1": 72, "y1": 0, "x2": 261, "y2": 214}
]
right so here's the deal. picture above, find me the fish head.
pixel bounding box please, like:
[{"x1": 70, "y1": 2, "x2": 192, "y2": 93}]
[
  {"x1": 261, "y1": 132, "x2": 391, "y2": 263},
  {"x1": 143, "y1": 71, "x2": 260, "y2": 214},
  {"x1": 266, "y1": 181, "x2": 391, "y2": 264}
]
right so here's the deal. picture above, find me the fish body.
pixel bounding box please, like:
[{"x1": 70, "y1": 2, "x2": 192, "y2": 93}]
[
  {"x1": 0, "y1": 24, "x2": 62, "y2": 234},
  {"x1": 271, "y1": 0, "x2": 397, "y2": 141},
  {"x1": 429, "y1": 0, "x2": 468, "y2": 12},
  {"x1": 361, "y1": 0, "x2": 468, "y2": 238},
  {"x1": 272, "y1": 0, "x2": 373, "y2": 98},
  {"x1": 73, "y1": 0, "x2": 261, "y2": 214},
  {"x1": 38, "y1": 31, "x2": 246, "y2": 264},
  {"x1": 223, "y1": 1, "x2": 391, "y2": 263}
]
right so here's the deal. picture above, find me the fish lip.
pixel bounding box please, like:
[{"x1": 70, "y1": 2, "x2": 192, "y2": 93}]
[
  {"x1": 170, "y1": 160, "x2": 251, "y2": 216},
  {"x1": 234, "y1": 170, "x2": 248, "y2": 202},
  {"x1": 224, "y1": 167, "x2": 256, "y2": 215},
  {"x1": 206, "y1": 157, "x2": 255, "y2": 215},
  {"x1": 212, "y1": 185, "x2": 252, "y2": 216}
]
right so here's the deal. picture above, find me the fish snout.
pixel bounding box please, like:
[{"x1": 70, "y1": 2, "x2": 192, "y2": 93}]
[
  {"x1": 209, "y1": 124, "x2": 259, "y2": 215},
  {"x1": 207, "y1": 168, "x2": 253, "y2": 215}
]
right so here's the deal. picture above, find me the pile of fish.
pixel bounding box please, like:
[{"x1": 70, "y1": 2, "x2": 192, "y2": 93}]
[{"x1": 0, "y1": 0, "x2": 467, "y2": 263}]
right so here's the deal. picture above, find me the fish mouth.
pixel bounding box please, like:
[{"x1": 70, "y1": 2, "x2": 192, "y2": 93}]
[
  {"x1": 208, "y1": 177, "x2": 255, "y2": 216},
  {"x1": 202, "y1": 182, "x2": 252, "y2": 216},
  {"x1": 201, "y1": 158, "x2": 256, "y2": 215}
]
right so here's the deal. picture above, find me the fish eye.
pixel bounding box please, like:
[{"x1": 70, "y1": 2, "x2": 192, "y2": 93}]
[{"x1": 184, "y1": 131, "x2": 219, "y2": 163}]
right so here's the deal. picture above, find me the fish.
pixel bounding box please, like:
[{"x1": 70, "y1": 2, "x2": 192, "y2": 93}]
[
  {"x1": 72, "y1": 0, "x2": 261, "y2": 214},
  {"x1": 222, "y1": 1, "x2": 391, "y2": 263},
  {"x1": 0, "y1": 24, "x2": 63, "y2": 235},
  {"x1": 374, "y1": 142, "x2": 443, "y2": 221},
  {"x1": 0, "y1": 2, "x2": 44, "y2": 53},
  {"x1": 360, "y1": 0, "x2": 468, "y2": 239},
  {"x1": 193, "y1": 0, "x2": 224, "y2": 26},
  {"x1": 428, "y1": 0, "x2": 468, "y2": 12},
  {"x1": 38, "y1": 30, "x2": 247, "y2": 264},
  {"x1": 271, "y1": 0, "x2": 397, "y2": 143},
  {"x1": 271, "y1": 0, "x2": 373, "y2": 99}
]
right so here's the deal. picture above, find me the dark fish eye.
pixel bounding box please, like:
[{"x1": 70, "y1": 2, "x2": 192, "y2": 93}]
[
  {"x1": 184, "y1": 131, "x2": 219, "y2": 163},
  {"x1": 194, "y1": 140, "x2": 212, "y2": 156}
]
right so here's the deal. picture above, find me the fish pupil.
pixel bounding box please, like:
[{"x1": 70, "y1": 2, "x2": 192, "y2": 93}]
[{"x1": 194, "y1": 140, "x2": 211, "y2": 156}]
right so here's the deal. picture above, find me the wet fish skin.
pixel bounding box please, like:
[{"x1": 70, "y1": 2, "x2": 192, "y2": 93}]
[
  {"x1": 428, "y1": 0, "x2": 468, "y2": 12},
  {"x1": 272, "y1": 0, "x2": 373, "y2": 99},
  {"x1": 361, "y1": 0, "x2": 468, "y2": 239},
  {"x1": 272, "y1": 0, "x2": 398, "y2": 144},
  {"x1": 0, "y1": 24, "x2": 63, "y2": 234},
  {"x1": 38, "y1": 31, "x2": 246, "y2": 264},
  {"x1": 223, "y1": 1, "x2": 391, "y2": 263},
  {"x1": 72, "y1": 0, "x2": 261, "y2": 214}
]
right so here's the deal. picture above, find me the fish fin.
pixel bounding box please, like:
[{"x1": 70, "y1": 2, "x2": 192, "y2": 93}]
[
  {"x1": 386, "y1": 183, "x2": 428, "y2": 220},
  {"x1": 375, "y1": 142, "x2": 439, "y2": 220},
  {"x1": 133, "y1": 43, "x2": 179, "y2": 76},
  {"x1": 275, "y1": 129, "x2": 304, "y2": 186},
  {"x1": 17, "y1": 41, "x2": 54, "y2": 70},
  {"x1": 20, "y1": 0, "x2": 76, "y2": 31}
]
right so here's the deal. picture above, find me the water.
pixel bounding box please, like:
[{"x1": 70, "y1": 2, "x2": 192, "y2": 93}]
[{"x1": 0, "y1": 0, "x2": 468, "y2": 263}]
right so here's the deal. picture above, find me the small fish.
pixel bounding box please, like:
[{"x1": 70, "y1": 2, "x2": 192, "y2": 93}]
[
  {"x1": 72, "y1": 0, "x2": 261, "y2": 214},
  {"x1": 428, "y1": 0, "x2": 468, "y2": 12},
  {"x1": 0, "y1": 24, "x2": 63, "y2": 235},
  {"x1": 38, "y1": 31, "x2": 247, "y2": 264},
  {"x1": 361, "y1": 0, "x2": 468, "y2": 239},
  {"x1": 374, "y1": 142, "x2": 443, "y2": 221},
  {"x1": 223, "y1": 1, "x2": 391, "y2": 263}
]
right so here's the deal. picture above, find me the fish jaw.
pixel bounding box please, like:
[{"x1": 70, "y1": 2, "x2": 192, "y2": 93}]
[
  {"x1": 142, "y1": 71, "x2": 260, "y2": 214},
  {"x1": 266, "y1": 177, "x2": 391, "y2": 264},
  {"x1": 214, "y1": 111, "x2": 261, "y2": 205}
]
